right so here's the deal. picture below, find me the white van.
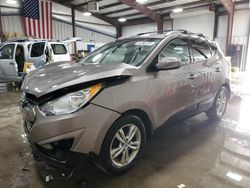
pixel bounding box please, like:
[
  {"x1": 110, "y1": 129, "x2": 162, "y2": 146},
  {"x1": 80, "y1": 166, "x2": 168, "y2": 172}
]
[{"x1": 0, "y1": 39, "x2": 73, "y2": 82}]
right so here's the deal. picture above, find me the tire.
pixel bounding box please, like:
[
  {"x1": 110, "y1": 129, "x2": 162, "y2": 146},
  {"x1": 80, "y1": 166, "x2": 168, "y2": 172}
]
[
  {"x1": 206, "y1": 86, "x2": 229, "y2": 120},
  {"x1": 98, "y1": 115, "x2": 146, "y2": 175}
]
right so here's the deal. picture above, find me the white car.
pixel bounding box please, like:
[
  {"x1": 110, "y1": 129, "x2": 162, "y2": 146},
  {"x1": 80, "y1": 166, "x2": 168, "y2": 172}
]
[{"x1": 0, "y1": 38, "x2": 80, "y2": 82}]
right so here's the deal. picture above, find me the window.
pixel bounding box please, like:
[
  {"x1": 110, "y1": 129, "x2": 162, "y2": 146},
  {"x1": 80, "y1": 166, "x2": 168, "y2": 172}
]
[
  {"x1": 0, "y1": 44, "x2": 15, "y2": 59},
  {"x1": 51, "y1": 44, "x2": 67, "y2": 55},
  {"x1": 210, "y1": 45, "x2": 220, "y2": 59},
  {"x1": 159, "y1": 38, "x2": 190, "y2": 65},
  {"x1": 190, "y1": 40, "x2": 211, "y2": 62},
  {"x1": 31, "y1": 42, "x2": 45, "y2": 57},
  {"x1": 80, "y1": 38, "x2": 160, "y2": 67}
]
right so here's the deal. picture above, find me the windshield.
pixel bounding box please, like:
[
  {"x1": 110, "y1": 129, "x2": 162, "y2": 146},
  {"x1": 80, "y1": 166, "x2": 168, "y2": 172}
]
[{"x1": 79, "y1": 38, "x2": 160, "y2": 67}]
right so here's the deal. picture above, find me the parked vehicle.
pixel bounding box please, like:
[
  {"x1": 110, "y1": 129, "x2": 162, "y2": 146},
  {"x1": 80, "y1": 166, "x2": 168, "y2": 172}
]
[
  {"x1": 19, "y1": 30, "x2": 231, "y2": 175},
  {"x1": 0, "y1": 39, "x2": 72, "y2": 82}
]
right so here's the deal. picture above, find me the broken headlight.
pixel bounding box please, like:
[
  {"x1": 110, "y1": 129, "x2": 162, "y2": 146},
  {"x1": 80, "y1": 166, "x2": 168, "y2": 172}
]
[{"x1": 39, "y1": 83, "x2": 102, "y2": 116}]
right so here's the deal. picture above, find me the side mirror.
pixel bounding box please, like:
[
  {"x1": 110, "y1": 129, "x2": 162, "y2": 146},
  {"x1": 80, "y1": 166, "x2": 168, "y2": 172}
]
[{"x1": 156, "y1": 57, "x2": 181, "y2": 70}]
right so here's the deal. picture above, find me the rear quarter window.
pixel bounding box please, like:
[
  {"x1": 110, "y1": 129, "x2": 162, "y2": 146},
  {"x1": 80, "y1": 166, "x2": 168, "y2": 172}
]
[
  {"x1": 190, "y1": 40, "x2": 211, "y2": 62},
  {"x1": 51, "y1": 44, "x2": 67, "y2": 55}
]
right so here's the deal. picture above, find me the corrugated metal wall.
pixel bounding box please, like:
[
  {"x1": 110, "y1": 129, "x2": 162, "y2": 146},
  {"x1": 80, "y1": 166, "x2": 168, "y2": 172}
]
[
  {"x1": 52, "y1": 19, "x2": 114, "y2": 43},
  {"x1": 2, "y1": 15, "x2": 24, "y2": 33},
  {"x1": 52, "y1": 19, "x2": 114, "y2": 53},
  {"x1": 1, "y1": 15, "x2": 114, "y2": 44},
  {"x1": 52, "y1": 19, "x2": 73, "y2": 40},
  {"x1": 76, "y1": 26, "x2": 114, "y2": 43}
]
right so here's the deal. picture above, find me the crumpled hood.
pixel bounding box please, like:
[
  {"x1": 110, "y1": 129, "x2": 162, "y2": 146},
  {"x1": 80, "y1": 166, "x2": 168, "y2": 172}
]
[{"x1": 22, "y1": 61, "x2": 135, "y2": 97}]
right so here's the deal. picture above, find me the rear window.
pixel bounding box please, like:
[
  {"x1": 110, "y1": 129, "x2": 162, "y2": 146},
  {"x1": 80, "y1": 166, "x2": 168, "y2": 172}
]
[
  {"x1": 51, "y1": 44, "x2": 67, "y2": 55},
  {"x1": 31, "y1": 42, "x2": 45, "y2": 57}
]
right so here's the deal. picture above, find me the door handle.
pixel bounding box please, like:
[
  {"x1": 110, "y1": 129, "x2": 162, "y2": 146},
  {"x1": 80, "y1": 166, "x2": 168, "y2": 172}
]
[
  {"x1": 9, "y1": 62, "x2": 15, "y2": 65},
  {"x1": 215, "y1": 67, "x2": 221, "y2": 72},
  {"x1": 188, "y1": 73, "x2": 197, "y2": 80}
]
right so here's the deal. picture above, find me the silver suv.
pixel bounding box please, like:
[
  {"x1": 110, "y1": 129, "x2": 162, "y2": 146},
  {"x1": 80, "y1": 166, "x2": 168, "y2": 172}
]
[{"x1": 20, "y1": 30, "x2": 231, "y2": 174}]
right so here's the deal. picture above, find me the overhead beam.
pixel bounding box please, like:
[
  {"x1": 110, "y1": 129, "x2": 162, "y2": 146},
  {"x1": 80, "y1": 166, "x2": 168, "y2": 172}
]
[
  {"x1": 74, "y1": 0, "x2": 102, "y2": 8},
  {"x1": 219, "y1": 0, "x2": 234, "y2": 55},
  {"x1": 111, "y1": 0, "x2": 210, "y2": 18},
  {"x1": 76, "y1": 6, "x2": 121, "y2": 38},
  {"x1": 219, "y1": 0, "x2": 234, "y2": 12},
  {"x1": 119, "y1": 0, "x2": 163, "y2": 34},
  {"x1": 51, "y1": 0, "x2": 121, "y2": 38},
  {"x1": 103, "y1": 0, "x2": 175, "y2": 16},
  {"x1": 99, "y1": 2, "x2": 123, "y2": 10},
  {"x1": 51, "y1": 0, "x2": 118, "y2": 26}
]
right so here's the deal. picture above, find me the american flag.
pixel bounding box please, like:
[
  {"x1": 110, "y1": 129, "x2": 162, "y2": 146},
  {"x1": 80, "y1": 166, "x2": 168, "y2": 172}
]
[{"x1": 22, "y1": 0, "x2": 53, "y2": 39}]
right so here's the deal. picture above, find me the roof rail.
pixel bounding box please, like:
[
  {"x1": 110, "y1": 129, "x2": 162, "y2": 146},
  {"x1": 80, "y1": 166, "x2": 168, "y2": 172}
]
[
  {"x1": 136, "y1": 29, "x2": 212, "y2": 42},
  {"x1": 137, "y1": 29, "x2": 190, "y2": 36}
]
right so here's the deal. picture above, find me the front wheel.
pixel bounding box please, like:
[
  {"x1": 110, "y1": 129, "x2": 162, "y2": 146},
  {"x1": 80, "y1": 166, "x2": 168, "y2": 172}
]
[
  {"x1": 98, "y1": 115, "x2": 146, "y2": 175},
  {"x1": 206, "y1": 86, "x2": 229, "y2": 120}
]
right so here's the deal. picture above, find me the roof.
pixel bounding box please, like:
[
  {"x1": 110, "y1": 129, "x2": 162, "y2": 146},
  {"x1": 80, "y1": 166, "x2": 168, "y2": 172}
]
[{"x1": 120, "y1": 29, "x2": 216, "y2": 45}]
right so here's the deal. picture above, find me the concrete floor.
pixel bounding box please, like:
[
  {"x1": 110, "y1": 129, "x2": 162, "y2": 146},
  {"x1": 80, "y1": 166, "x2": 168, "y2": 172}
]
[{"x1": 1, "y1": 81, "x2": 250, "y2": 187}]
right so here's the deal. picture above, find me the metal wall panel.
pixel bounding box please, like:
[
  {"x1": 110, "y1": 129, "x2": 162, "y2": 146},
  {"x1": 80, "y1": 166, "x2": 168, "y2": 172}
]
[
  {"x1": 1, "y1": 15, "x2": 114, "y2": 44},
  {"x1": 52, "y1": 19, "x2": 73, "y2": 40},
  {"x1": 52, "y1": 19, "x2": 114, "y2": 43},
  {"x1": 1, "y1": 15, "x2": 24, "y2": 33}
]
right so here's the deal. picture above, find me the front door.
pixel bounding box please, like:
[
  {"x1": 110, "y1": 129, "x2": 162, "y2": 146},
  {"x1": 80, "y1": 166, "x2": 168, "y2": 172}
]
[
  {"x1": 153, "y1": 37, "x2": 201, "y2": 126},
  {"x1": 0, "y1": 43, "x2": 19, "y2": 82}
]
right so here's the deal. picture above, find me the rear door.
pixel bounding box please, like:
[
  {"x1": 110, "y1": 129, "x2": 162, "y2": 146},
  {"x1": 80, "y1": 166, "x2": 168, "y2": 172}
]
[
  {"x1": 189, "y1": 38, "x2": 216, "y2": 104},
  {"x1": 0, "y1": 43, "x2": 19, "y2": 82},
  {"x1": 29, "y1": 42, "x2": 47, "y2": 67},
  {"x1": 49, "y1": 43, "x2": 70, "y2": 63}
]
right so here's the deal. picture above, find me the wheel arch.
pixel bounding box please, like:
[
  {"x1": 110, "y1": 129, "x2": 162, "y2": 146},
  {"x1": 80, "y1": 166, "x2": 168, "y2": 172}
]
[
  {"x1": 222, "y1": 82, "x2": 231, "y2": 98},
  {"x1": 122, "y1": 109, "x2": 154, "y2": 141}
]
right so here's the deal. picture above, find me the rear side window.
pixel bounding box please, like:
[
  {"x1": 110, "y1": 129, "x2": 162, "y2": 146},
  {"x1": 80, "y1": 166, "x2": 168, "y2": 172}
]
[
  {"x1": 159, "y1": 38, "x2": 191, "y2": 65},
  {"x1": 190, "y1": 40, "x2": 211, "y2": 62},
  {"x1": 31, "y1": 42, "x2": 45, "y2": 57},
  {"x1": 0, "y1": 44, "x2": 15, "y2": 59},
  {"x1": 51, "y1": 44, "x2": 67, "y2": 55}
]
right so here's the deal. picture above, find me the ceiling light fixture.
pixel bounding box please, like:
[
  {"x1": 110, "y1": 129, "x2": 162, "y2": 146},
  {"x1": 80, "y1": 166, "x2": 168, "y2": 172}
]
[
  {"x1": 136, "y1": 0, "x2": 148, "y2": 3},
  {"x1": 83, "y1": 12, "x2": 92, "y2": 16},
  {"x1": 6, "y1": 0, "x2": 17, "y2": 5},
  {"x1": 173, "y1": 8, "x2": 183, "y2": 13},
  {"x1": 118, "y1": 18, "x2": 127, "y2": 22}
]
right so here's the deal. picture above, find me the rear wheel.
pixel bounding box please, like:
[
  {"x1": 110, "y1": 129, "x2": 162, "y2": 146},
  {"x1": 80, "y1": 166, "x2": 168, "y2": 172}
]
[
  {"x1": 206, "y1": 86, "x2": 229, "y2": 120},
  {"x1": 98, "y1": 115, "x2": 146, "y2": 175}
]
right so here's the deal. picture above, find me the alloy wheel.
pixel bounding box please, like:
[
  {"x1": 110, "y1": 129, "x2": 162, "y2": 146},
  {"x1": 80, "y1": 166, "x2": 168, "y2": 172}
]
[
  {"x1": 110, "y1": 124, "x2": 141, "y2": 168},
  {"x1": 216, "y1": 89, "x2": 227, "y2": 117}
]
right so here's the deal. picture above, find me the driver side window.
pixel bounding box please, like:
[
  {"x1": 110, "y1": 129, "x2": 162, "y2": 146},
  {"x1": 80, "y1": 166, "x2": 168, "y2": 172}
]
[
  {"x1": 159, "y1": 38, "x2": 190, "y2": 65},
  {"x1": 0, "y1": 44, "x2": 15, "y2": 60}
]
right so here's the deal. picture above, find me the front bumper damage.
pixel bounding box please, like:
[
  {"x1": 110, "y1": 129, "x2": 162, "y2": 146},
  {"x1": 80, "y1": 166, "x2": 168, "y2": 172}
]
[{"x1": 20, "y1": 100, "x2": 120, "y2": 170}]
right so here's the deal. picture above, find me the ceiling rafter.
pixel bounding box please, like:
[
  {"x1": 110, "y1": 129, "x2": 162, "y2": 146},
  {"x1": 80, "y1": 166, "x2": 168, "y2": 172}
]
[
  {"x1": 119, "y1": 0, "x2": 163, "y2": 33},
  {"x1": 73, "y1": 0, "x2": 102, "y2": 8},
  {"x1": 51, "y1": 0, "x2": 121, "y2": 38},
  {"x1": 102, "y1": 0, "x2": 176, "y2": 16},
  {"x1": 51, "y1": 0, "x2": 119, "y2": 26},
  {"x1": 111, "y1": 0, "x2": 211, "y2": 19},
  {"x1": 119, "y1": 0, "x2": 162, "y2": 21}
]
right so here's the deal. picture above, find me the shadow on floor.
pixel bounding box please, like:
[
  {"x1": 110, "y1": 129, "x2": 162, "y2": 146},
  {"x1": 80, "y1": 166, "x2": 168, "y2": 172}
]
[{"x1": 37, "y1": 115, "x2": 220, "y2": 188}]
